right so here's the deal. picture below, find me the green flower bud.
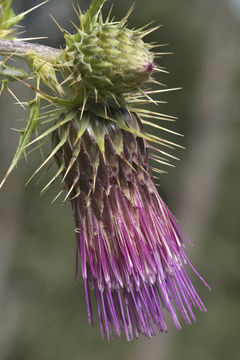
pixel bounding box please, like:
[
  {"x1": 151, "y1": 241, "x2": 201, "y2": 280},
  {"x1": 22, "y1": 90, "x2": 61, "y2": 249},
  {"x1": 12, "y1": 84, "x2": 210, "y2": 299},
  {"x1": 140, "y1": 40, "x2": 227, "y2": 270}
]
[{"x1": 63, "y1": 9, "x2": 154, "y2": 100}]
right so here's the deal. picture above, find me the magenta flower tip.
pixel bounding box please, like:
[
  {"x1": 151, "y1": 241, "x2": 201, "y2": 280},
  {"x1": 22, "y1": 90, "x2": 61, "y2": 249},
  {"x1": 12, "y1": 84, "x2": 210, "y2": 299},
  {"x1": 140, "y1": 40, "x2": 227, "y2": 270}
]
[{"x1": 144, "y1": 61, "x2": 154, "y2": 73}]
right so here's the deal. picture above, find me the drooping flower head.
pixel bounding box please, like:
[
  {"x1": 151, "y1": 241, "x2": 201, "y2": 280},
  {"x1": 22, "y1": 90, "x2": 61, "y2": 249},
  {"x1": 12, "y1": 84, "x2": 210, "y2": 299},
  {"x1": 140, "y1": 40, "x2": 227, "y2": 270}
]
[
  {"x1": 51, "y1": 103, "x2": 209, "y2": 340},
  {"x1": 0, "y1": 0, "x2": 209, "y2": 341}
]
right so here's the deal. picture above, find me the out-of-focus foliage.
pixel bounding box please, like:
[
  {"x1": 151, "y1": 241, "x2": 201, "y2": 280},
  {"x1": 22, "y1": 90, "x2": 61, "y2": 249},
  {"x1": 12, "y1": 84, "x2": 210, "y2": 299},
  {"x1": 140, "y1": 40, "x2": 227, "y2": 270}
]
[{"x1": 0, "y1": 0, "x2": 239, "y2": 359}]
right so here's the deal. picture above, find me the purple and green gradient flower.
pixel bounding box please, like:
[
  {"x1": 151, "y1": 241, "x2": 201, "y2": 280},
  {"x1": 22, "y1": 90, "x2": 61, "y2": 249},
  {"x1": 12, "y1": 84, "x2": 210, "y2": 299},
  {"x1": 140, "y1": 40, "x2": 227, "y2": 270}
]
[{"x1": 52, "y1": 104, "x2": 209, "y2": 340}]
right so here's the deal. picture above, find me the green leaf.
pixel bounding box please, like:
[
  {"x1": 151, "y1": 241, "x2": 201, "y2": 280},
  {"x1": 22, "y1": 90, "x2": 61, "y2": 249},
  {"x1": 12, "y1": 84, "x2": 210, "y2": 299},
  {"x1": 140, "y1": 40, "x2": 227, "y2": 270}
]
[
  {"x1": 0, "y1": 1, "x2": 13, "y2": 28},
  {"x1": 0, "y1": 94, "x2": 40, "y2": 188},
  {"x1": 0, "y1": 0, "x2": 49, "y2": 36},
  {"x1": 0, "y1": 61, "x2": 29, "y2": 81}
]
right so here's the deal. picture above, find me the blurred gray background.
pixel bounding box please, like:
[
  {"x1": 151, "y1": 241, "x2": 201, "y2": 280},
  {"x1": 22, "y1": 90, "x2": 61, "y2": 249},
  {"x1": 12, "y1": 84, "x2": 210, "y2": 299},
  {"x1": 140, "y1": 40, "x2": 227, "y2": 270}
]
[{"x1": 0, "y1": 0, "x2": 239, "y2": 359}]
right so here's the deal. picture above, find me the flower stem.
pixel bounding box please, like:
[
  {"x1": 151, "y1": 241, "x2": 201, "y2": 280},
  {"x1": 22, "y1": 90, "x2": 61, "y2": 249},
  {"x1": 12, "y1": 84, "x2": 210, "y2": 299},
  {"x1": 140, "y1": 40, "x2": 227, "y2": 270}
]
[{"x1": 0, "y1": 39, "x2": 61, "y2": 63}]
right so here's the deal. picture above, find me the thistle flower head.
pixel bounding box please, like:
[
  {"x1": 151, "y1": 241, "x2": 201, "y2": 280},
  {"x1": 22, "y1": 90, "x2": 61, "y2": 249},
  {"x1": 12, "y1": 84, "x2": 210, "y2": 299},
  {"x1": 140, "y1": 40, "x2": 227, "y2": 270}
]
[{"x1": 51, "y1": 104, "x2": 208, "y2": 340}]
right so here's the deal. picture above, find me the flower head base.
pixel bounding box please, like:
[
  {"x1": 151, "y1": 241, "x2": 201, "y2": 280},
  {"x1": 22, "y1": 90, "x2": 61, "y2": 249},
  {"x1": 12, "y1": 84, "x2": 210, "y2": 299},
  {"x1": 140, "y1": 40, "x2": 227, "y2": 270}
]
[{"x1": 52, "y1": 104, "x2": 208, "y2": 340}]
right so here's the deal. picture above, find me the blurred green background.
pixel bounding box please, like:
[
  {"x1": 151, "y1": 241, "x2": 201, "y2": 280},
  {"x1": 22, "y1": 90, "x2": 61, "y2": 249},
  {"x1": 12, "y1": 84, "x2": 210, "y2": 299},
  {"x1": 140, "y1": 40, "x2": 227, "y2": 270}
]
[{"x1": 0, "y1": 0, "x2": 239, "y2": 359}]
